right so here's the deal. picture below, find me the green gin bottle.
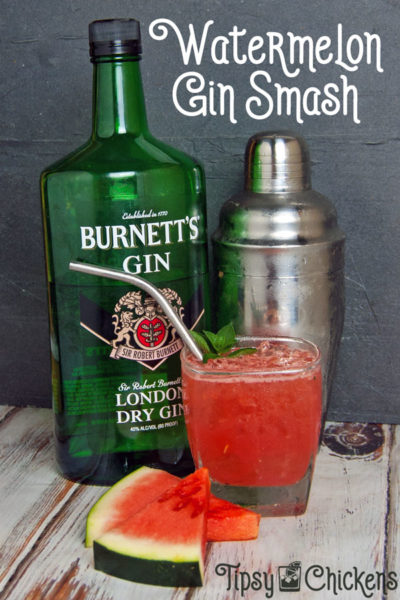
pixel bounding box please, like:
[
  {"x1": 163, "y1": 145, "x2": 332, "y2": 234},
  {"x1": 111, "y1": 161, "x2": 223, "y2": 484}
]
[{"x1": 40, "y1": 19, "x2": 209, "y2": 484}]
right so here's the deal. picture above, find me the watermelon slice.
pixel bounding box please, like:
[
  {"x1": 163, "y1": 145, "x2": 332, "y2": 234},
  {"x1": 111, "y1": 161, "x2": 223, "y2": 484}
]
[
  {"x1": 93, "y1": 468, "x2": 210, "y2": 587},
  {"x1": 86, "y1": 466, "x2": 260, "y2": 546}
]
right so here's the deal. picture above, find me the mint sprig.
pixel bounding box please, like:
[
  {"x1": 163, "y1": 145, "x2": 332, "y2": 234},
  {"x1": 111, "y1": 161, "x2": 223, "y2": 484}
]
[{"x1": 190, "y1": 323, "x2": 257, "y2": 363}]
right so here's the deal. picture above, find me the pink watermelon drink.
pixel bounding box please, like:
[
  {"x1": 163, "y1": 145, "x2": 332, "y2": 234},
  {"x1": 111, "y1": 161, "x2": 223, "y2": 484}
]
[{"x1": 181, "y1": 336, "x2": 322, "y2": 515}]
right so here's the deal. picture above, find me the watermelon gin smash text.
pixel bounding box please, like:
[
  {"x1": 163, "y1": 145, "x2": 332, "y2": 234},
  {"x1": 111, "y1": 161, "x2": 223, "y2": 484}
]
[{"x1": 181, "y1": 336, "x2": 322, "y2": 516}]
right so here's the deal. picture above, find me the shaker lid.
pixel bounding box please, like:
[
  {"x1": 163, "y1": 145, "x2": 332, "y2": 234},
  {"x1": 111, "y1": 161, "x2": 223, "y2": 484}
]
[
  {"x1": 213, "y1": 130, "x2": 345, "y2": 248},
  {"x1": 245, "y1": 131, "x2": 311, "y2": 193}
]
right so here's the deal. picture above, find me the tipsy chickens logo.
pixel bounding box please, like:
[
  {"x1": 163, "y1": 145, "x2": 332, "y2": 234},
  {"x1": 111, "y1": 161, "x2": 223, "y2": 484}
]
[{"x1": 215, "y1": 561, "x2": 398, "y2": 597}]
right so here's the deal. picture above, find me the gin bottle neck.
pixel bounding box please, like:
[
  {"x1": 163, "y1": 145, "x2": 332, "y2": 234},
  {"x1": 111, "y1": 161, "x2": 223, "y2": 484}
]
[{"x1": 91, "y1": 56, "x2": 149, "y2": 138}]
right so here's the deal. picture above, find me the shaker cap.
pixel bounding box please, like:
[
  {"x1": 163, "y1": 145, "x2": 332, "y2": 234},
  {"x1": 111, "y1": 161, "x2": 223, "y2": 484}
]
[
  {"x1": 89, "y1": 18, "x2": 142, "y2": 58},
  {"x1": 245, "y1": 131, "x2": 311, "y2": 193},
  {"x1": 213, "y1": 130, "x2": 345, "y2": 249}
]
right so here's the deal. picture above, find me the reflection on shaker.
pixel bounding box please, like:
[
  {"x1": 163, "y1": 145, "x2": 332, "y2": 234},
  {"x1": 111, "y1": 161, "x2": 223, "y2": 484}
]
[{"x1": 212, "y1": 131, "x2": 345, "y2": 415}]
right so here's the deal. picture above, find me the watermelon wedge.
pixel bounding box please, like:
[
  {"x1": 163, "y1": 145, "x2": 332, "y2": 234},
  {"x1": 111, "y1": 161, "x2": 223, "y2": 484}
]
[
  {"x1": 86, "y1": 466, "x2": 260, "y2": 547},
  {"x1": 93, "y1": 468, "x2": 210, "y2": 587}
]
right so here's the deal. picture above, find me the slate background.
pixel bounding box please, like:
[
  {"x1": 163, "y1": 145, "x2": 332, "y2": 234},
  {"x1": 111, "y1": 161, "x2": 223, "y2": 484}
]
[{"x1": 1, "y1": 0, "x2": 399, "y2": 423}]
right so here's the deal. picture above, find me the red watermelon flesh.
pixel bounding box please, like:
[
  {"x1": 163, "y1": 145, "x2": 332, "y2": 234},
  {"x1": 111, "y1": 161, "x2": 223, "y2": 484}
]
[
  {"x1": 207, "y1": 496, "x2": 261, "y2": 541},
  {"x1": 114, "y1": 467, "x2": 210, "y2": 543},
  {"x1": 93, "y1": 468, "x2": 210, "y2": 586},
  {"x1": 86, "y1": 466, "x2": 177, "y2": 546},
  {"x1": 86, "y1": 466, "x2": 261, "y2": 547}
]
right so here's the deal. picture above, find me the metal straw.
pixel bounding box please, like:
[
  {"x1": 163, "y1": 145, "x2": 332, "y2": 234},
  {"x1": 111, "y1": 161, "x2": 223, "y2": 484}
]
[{"x1": 69, "y1": 261, "x2": 204, "y2": 361}]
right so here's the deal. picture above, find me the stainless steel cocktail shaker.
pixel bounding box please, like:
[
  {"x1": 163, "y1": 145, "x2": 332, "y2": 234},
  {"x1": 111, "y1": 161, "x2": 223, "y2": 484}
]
[{"x1": 212, "y1": 131, "x2": 345, "y2": 413}]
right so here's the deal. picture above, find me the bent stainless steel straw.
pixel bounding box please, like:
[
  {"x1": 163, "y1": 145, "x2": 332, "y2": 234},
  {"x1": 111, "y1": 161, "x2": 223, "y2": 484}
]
[{"x1": 69, "y1": 260, "x2": 204, "y2": 361}]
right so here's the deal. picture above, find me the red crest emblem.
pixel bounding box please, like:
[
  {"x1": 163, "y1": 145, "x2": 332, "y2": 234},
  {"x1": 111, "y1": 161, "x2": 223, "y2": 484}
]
[{"x1": 135, "y1": 316, "x2": 167, "y2": 349}]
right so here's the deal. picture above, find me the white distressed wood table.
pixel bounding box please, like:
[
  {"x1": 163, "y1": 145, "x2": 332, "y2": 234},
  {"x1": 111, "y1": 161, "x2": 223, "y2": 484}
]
[{"x1": 0, "y1": 405, "x2": 399, "y2": 600}]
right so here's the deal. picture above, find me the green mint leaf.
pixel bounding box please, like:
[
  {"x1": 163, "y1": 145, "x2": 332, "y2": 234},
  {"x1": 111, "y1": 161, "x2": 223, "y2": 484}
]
[
  {"x1": 202, "y1": 352, "x2": 219, "y2": 363},
  {"x1": 226, "y1": 347, "x2": 257, "y2": 359},
  {"x1": 190, "y1": 331, "x2": 211, "y2": 354},
  {"x1": 191, "y1": 323, "x2": 257, "y2": 363},
  {"x1": 202, "y1": 330, "x2": 221, "y2": 353},
  {"x1": 217, "y1": 322, "x2": 236, "y2": 348},
  {"x1": 203, "y1": 322, "x2": 236, "y2": 353}
]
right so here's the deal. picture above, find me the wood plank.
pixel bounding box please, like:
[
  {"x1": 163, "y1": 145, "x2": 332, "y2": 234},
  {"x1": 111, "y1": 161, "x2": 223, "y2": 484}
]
[
  {"x1": 0, "y1": 407, "x2": 174, "y2": 599},
  {"x1": 173, "y1": 424, "x2": 392, "y2": 600},
  {"x1": 386, "y1": 425, "x2": 400, "y2": 599},
  {"x1": 1, "y1": 482, "x2": 176, "y2": 600},
  {"x1": 0, "y1": 407, "x2": 77, "y2": 591},
  {"x1": 0, "y1": 412, "x2": 396, "y2": 599},
  {"x1": 0, "y1": 405, "x2": 18, "y2": 421}
]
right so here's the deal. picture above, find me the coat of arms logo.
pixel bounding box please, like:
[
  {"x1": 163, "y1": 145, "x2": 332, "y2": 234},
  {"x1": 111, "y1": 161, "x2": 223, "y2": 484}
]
[{"x1": 109, "y1": 288, "x2": 184, "y2": 370}]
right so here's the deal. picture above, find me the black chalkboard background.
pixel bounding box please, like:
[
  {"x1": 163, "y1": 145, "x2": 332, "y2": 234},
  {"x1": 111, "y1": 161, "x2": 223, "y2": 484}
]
[{"x1": 1, "y1": 0, "x2": 399, "y2": 423}]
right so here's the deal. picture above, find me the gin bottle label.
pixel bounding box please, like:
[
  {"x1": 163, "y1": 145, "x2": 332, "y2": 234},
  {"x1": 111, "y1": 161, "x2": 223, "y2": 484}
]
[{"x1": 47, "y1": 181, "x2": 207, "y2": 459}]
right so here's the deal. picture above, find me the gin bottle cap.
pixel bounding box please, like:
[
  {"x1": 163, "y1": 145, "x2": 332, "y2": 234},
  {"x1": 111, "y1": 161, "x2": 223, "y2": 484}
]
[{"x1": 89, "y1": 18, "x2": 142, "y2": 58}]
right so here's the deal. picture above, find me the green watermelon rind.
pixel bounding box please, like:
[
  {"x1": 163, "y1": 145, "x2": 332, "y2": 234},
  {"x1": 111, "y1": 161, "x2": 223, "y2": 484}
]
[{"x1": 94, "y1": 536, "x2": 203, "y2": 587}]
